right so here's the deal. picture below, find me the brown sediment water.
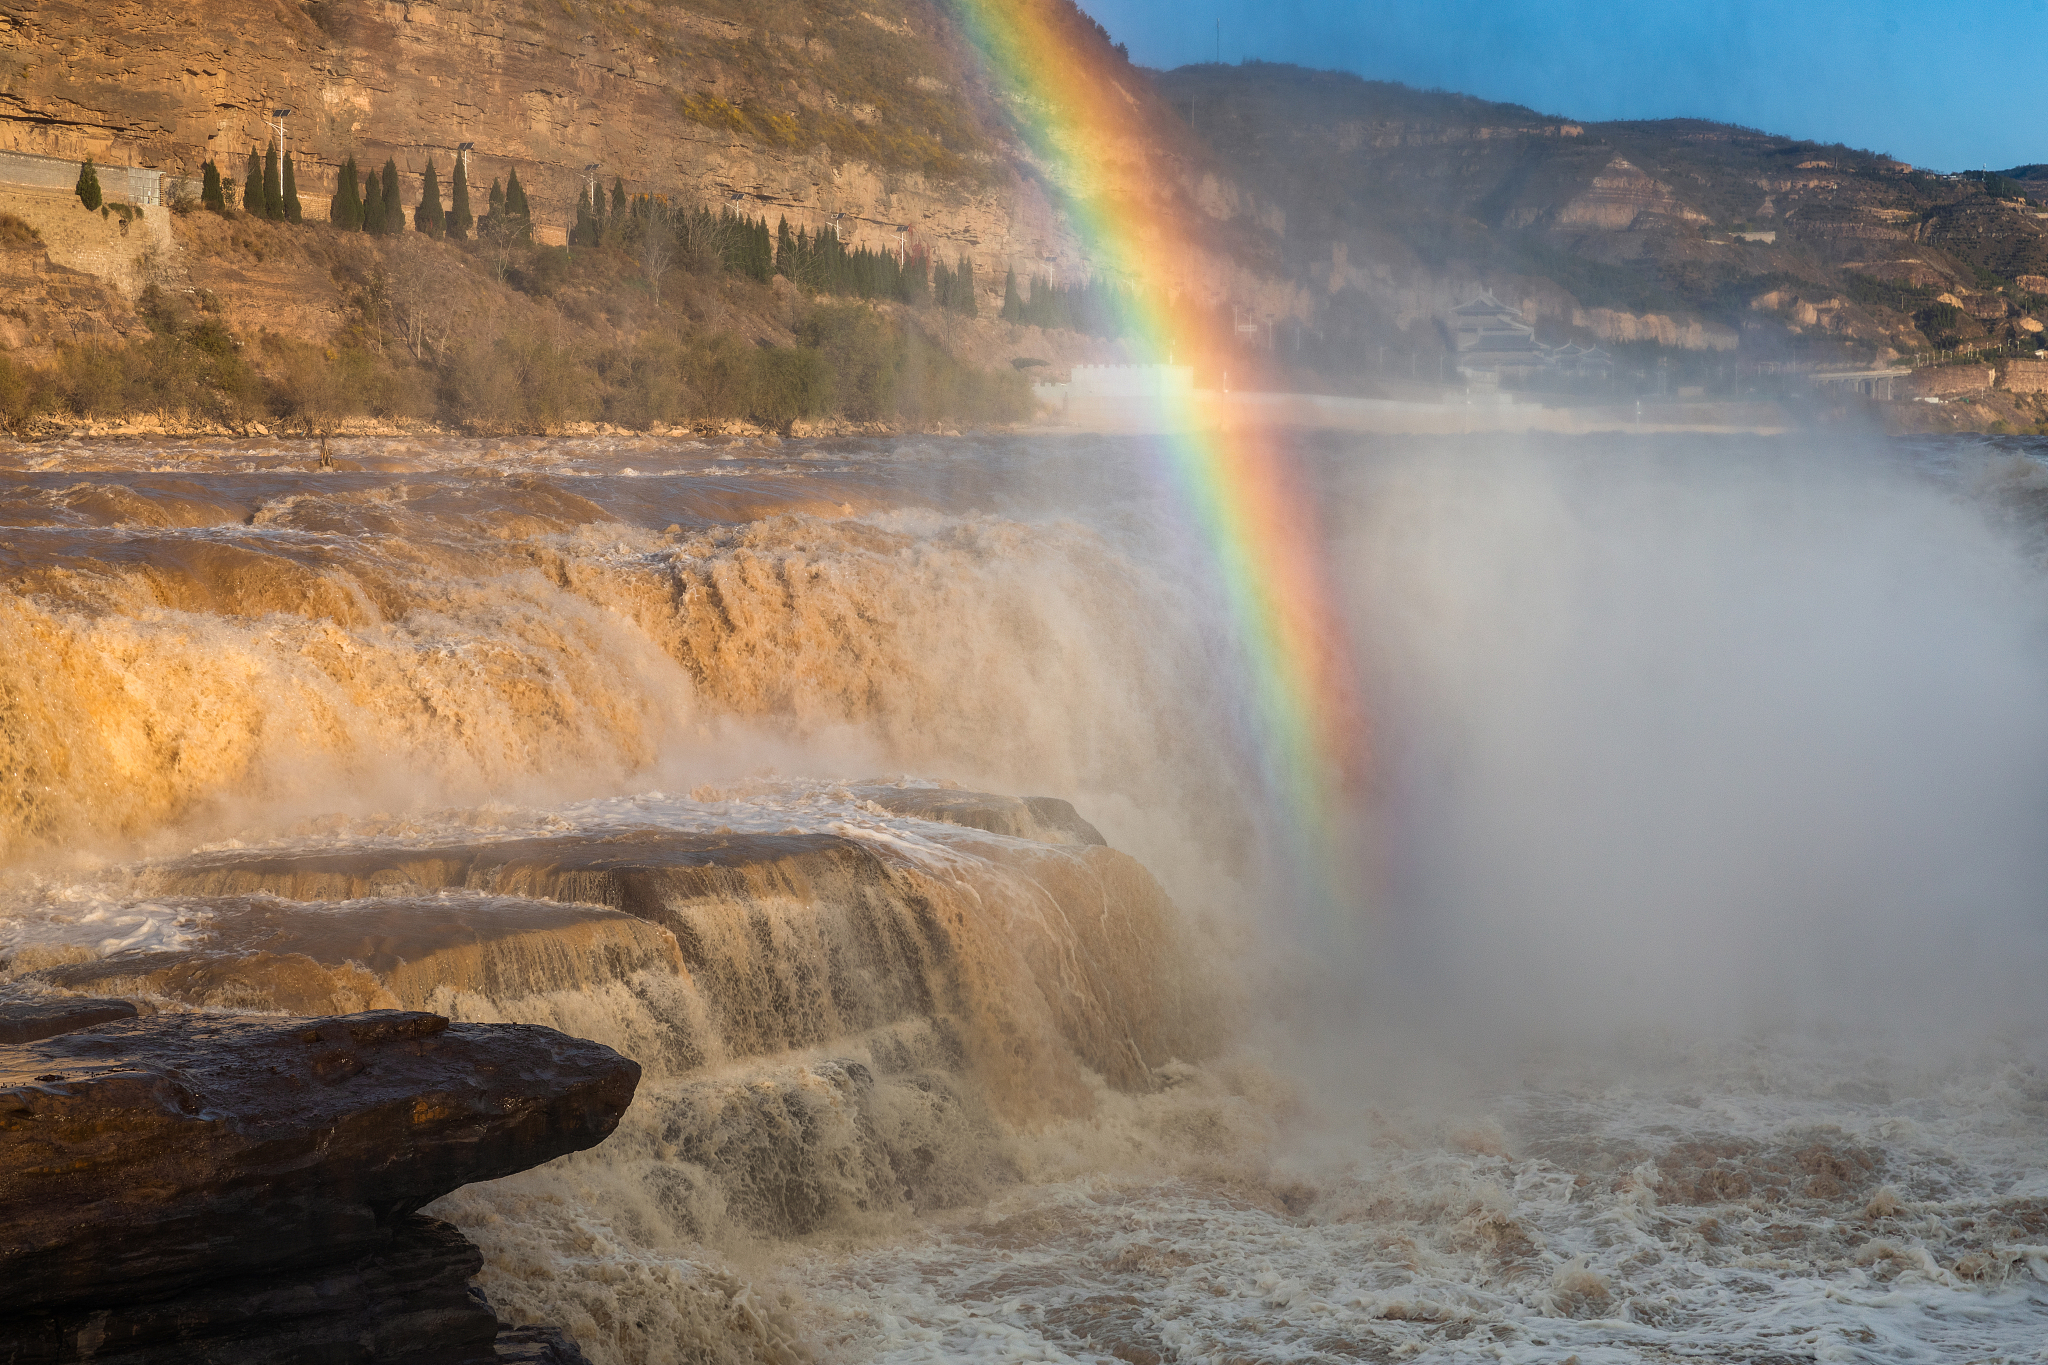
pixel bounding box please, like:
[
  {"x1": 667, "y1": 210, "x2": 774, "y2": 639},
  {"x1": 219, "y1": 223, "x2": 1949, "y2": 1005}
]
[
  {"x1": 7, "y1": 432, "x2": 2048, "y2": 1364},
  {"x1": 0, "y1": 431, "x2": 1253, "y2": 1362},
  {"x1": 0, "y1": 433, "x2": 1239, "y2": 873}
]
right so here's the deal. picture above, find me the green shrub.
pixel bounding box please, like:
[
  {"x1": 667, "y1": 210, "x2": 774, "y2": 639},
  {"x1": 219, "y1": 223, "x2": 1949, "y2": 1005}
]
[
  {"x1": 443, "y1": 327, "x2": 599, "y2": 431},
  {"x1": 54, "y1": 344, "x2": 127, "y2": 417},
  {"x1": 748, "y1": 345, "x2": 833, "y2": 427},
  {"x1": 75, "y1": 158, "x2": 102, "y2": 211},
  {"x1": 683, "y1": 333, "x2": 757, "y2": 420},
  {"x1": 510, "y1": 246, "x2": 573, "y2": 297},
  {"x1": 798, "y1": 303, "x2": 896, "y2": 419}
]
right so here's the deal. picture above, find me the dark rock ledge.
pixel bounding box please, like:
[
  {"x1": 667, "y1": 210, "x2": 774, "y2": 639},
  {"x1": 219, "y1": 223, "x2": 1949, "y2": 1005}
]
[{"x1": 0, "y1": 998, "x2": 639, "y2": 1364}]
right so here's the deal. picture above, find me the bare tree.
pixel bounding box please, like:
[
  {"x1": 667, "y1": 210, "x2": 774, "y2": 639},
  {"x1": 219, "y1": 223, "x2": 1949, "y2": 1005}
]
[
  {"x1": 385, "y1": 238, "x2": 460, "y2": 361},
  {"x1": 640, "y1": 197, "x2": 677, "y2": 307},
  {"x1": 478, "y1": 211, "x2": 520, "y2": 285},
  {"x1": 673, "y1": 203, "x2": 738, "y2": 276},
  {"x1": 271, "y1": 341, "x2": 348, "y2": 436}
]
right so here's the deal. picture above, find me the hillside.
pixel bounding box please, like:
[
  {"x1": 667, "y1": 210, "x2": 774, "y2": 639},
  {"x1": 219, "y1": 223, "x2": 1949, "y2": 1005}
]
[
  {"x1": 0, "y1": 0, "x2": 1306, "y2": 432},
  {"x1": 1153, "y1": 61, "x2": 2048, "y2": 401},
  {"x1": 0, "y1": 0, "x2": 1289, "y2": 320}
]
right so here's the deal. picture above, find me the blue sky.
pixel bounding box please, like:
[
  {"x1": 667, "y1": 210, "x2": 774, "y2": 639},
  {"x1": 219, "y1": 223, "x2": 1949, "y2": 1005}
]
[{"x1": 1088, "y1": 0, "x2": 2048, "y2": 172}]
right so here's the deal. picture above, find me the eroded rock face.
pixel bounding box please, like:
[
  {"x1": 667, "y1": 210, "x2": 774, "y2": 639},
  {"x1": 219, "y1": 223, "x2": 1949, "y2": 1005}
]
[{"x1": 0, "y1": 1009, "x2": 640, "y2": 1312}]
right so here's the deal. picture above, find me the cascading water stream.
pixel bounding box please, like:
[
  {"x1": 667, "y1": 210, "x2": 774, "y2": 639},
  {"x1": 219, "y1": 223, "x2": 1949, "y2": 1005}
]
[{"x1": 7, "y1": 431, "x2": 2048, "y2": 1363}]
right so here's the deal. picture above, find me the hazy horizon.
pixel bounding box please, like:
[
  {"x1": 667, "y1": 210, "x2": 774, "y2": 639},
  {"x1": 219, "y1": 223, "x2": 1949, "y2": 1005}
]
[{"x1": 1098, "y1": 0, "x2": 2047, "y2": 174}]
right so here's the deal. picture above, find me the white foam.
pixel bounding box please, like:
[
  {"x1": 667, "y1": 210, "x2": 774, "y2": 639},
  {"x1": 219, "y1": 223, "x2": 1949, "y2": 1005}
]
[{"x1": 0, "y1": 881, "x2": 211, "y2": 962}]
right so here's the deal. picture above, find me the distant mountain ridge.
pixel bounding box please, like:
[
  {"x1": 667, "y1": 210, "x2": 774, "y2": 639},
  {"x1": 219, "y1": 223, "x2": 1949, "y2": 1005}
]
[{"x1": 1151, "y1": 61, "x2": 2048, "y2": 384}]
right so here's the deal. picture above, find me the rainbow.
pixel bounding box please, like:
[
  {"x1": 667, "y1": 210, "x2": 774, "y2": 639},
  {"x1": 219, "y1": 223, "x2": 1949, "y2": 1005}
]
[{"x1": 950, "y1": 0, "x2": 1368, "y2": 906}]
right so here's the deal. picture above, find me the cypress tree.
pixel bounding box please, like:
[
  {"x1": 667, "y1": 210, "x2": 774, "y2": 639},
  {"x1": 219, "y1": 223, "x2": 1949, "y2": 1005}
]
[
  {"x1": 381, "y1": 160, "x2": 403, "y2": 234},
  {"x1": 499, "y1": 169, "x2": 531, "y2": 243},
  {"x1": 610, "y1": 175, "x2": 626, "y2": 220},
  {"x1": 361, "y1": 166, "x2": 384, "y2": 235},
  {"x1": 75, "y1": 157, "x2": 103, "y2": 210},
  {"x1": 488, "y1": 178, "x2": 505, "y2": 218},
  {"x1": 263, "y1": 139, "x2": 283, "y2": 221},
  {"x1": 1001, "y1": 267, "x2": 1023, "y2": 322},
  {"x1": 332, "y1": 156, "x2": 361, "y2": 230},
  {"x1": 956, "y1": 256, "x2": 977, "y2": 318},
  {"x1": 448, "y1": 157, "x2": 472, "y2": 241},
  {"x1": 244, "y1": 148, "x2": 264, "y2": 214},
  {"x1": 573, "y1": 185, "x2": 596, "y2": 247},
  {"x1": 282, "y1": 152, "x2": 302, "y2": 224},
  {"x1": 200, "y1": 160, "x2": 223, "y2": 213},
  {"x1": 901, "y1": 246, "x2": 929, "y2": 306},
  {"x1": 415, "y1": 157, "x2": 445, "y2": 238}
]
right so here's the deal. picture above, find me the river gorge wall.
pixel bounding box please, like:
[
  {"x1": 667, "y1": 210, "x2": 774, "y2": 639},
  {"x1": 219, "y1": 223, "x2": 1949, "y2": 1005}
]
[{"x1": 0, "y1": 0, "x2": 1303, "y2": 333}]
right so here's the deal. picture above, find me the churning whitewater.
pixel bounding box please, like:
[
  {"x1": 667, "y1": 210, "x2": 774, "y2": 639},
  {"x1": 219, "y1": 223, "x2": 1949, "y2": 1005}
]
[{"x1": 4, "y1": 431, "x2": 2048, "y2": 1364}]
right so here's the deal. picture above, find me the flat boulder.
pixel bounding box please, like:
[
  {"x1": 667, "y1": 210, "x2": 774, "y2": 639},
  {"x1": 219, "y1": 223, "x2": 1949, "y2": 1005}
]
[
  {"x1": 0, "y1": 1009, "x2": 639, "y2": 1313},
  {"x1": 0, "y1": 994, "x2": 138, "y2": 1044}
]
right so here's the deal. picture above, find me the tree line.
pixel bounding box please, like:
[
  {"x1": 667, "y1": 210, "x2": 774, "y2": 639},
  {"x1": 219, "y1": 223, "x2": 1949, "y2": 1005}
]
[
  {"x1": 569, "y1": 181, "x2": 984, "y2": 317},
  {"x1": 190, "y1": 146, "x2": 534, "y2": 245},
  {"x1": 998, "y1": 269, "x2": 1134, "y2": 338},
  {"x1": 153, "y1": 141, "x2": 1130, "y2": 339},
  {"x1": 193, "y1": 141, "x2": 306, "y2": 223}
]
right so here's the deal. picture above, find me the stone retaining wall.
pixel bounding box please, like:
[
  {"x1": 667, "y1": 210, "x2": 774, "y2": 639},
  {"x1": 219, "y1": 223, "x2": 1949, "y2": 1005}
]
[
  {"x1": 2001, "y1": 359, "x2": 2048, "y2": 394},
  {"x1": 0, "y1": 185, "x2": 173, "y2": 298},
  {"x1": 1906, "y1": 365, "x2": 1996, "y2": 397}
]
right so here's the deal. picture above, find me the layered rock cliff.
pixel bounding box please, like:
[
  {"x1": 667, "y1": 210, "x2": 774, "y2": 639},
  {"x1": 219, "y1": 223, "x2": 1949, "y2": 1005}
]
[{"x1": 0, "y1": 0, "x2": 1287, "y2": 317}]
